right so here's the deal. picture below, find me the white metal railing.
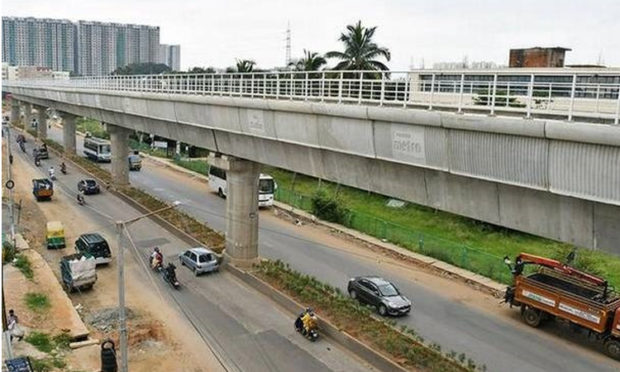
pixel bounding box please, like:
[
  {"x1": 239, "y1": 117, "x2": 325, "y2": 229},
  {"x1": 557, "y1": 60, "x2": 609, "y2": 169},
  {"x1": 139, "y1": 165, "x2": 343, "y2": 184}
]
[{"x1": 4, "y1": 69, "x2": 620, "y2": 124}]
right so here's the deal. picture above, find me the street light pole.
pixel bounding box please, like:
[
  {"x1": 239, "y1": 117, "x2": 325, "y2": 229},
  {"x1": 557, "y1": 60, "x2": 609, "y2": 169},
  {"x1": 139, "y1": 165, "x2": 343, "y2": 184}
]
[{"x1": 116, "y1": 201, "x2": 180, "y2": 372}]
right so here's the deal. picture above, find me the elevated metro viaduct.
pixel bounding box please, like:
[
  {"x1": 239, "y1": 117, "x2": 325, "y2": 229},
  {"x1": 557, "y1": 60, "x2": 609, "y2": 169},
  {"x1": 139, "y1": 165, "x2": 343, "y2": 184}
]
[{"x1": 4, "y1": 83, "x2": 620, "y2": 261}]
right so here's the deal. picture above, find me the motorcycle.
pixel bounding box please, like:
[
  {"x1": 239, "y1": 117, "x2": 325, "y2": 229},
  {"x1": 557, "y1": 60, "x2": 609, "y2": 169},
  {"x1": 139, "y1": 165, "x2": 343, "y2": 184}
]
[
  {"x1": 294, "y1": 314, "x2": 319, "y2": 342},
  {"x1": 48, "y1": 169, "x2": 56, "y2": 181},
  {"x1": 34, "y1": 157, "x2": 41, "y2": 167},
  {"x1": 60, "y1": 163, "x2": 67, "y2": 175},
  {"x1": 77, "y1": 193, "x2": 85, "y2": 206},
  {"x1": 162, "y1": 263, "x2": 180, "y2": 289}
]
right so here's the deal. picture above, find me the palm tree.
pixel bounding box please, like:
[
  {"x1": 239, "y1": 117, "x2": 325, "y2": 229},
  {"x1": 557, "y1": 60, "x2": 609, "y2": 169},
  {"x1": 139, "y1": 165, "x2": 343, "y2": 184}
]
[
  {"x1": 290, "y1": 50, "x2": 327, "y2": 71},
  {"x1": 235, "y1": 59, "x2": 256, "y2": 73},
  {"x1": 325, "y1": 20, "x2": 390, "y2": 71}
]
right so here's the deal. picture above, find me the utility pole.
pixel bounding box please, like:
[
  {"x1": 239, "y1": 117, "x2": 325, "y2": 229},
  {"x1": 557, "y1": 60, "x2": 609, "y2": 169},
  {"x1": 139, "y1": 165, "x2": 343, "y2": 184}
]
[
  {"x1": 116, "y1": 202, "x2": 180, "y2": 372},
  {"x1": 116, "y1": 221, "x2": 128, "y2": 372},
  {"x1": 285, "y1": 21, "x2": 291, "y2": 67}
]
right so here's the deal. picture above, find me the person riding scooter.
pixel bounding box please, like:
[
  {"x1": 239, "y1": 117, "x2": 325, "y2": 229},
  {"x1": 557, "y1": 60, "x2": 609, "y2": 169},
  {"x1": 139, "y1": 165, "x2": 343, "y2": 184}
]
[
  {"x1": 151, "y1": 247, "x2": 163, "y2": 270},
  {"x1": 77, "y1": 190, "x2": 85, "y2": 205},
  {"x1": 48, "y1": 166, "x2": 56, "y2": 180},
  {"x1": 295, "y1": 308, "x2": 318, "y2": 335},
  {"x1": 60, "y1": 162, "x2": 67, "y2": 175}
]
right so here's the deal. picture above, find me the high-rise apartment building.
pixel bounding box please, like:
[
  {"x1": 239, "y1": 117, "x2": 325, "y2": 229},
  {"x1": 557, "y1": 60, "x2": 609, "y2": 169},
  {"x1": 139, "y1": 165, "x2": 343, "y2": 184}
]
[
  {"x1": 2, "y1": 16, "x2": 166, "y2": 76},
  {"x1": 159, "y1": 44, "x2": 181, "y2": 71},
  {"x1": 2, "y1": 17, "x2": 76, "y2": 72},
  {"x1": 77, "y1": 21, "x2": 160, "y2": 75}
]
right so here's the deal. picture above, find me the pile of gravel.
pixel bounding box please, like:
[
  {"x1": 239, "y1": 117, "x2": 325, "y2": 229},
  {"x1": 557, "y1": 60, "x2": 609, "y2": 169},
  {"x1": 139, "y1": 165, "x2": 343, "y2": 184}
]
[{"x1": 85, "y1": 307, "x2": 135, "y2": 332}]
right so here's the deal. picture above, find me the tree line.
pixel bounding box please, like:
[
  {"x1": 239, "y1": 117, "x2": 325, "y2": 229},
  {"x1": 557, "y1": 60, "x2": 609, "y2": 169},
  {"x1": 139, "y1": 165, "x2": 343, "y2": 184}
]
[{"x1": 112, "y1": 21, "x2": 390, "y2": 75}]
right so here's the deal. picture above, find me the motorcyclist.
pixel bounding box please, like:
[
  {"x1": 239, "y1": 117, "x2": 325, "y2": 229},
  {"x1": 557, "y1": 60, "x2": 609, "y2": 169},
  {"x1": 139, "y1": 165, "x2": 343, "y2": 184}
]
[
  {"x1": 60, "y1": 162, "x2": 67, "y2": 174},
  {"x1": 48, "y1": 166, "x2": 55, "y2": 179},
  {"x1": 165, "y1": 263, "x2": 177, "y2": 282},
  {"x1": 151, "y1": 247, "x2": 163, "y2": 269},
  {"x1": 77, "y1": 190, "x2": 85, "y2": 205},
  {"x1": 301, "y1": 308, "x2": 317, "y2": 335},
  {"x1": 34, "y1": 155, "x2": 41, "y2": 166}
]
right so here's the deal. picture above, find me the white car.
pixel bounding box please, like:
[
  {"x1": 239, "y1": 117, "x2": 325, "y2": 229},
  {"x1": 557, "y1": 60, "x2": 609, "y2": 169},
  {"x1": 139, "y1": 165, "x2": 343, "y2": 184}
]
[{"x1": 179, "y1": 247, "x2": 219, "y2": 276}]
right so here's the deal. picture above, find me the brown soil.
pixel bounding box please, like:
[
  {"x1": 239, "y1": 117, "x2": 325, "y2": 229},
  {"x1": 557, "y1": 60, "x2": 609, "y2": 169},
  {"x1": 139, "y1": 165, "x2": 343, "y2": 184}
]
[{"x1": 5, "y1": 138, "x2": 223, "y2": 372}]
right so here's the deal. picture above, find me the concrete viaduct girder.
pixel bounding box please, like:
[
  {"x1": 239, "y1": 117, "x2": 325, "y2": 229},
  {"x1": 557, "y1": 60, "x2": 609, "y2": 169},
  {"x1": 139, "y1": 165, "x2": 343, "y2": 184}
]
[{"x1": 6, "y1": 87, "x2": 620, "y2": 256}]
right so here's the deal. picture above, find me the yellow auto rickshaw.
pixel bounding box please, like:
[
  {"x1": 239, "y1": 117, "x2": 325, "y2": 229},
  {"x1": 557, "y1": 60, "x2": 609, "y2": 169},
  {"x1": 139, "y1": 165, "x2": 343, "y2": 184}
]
[{"x1": 46, "y1": 221, "x2": 66, "y2": 249}]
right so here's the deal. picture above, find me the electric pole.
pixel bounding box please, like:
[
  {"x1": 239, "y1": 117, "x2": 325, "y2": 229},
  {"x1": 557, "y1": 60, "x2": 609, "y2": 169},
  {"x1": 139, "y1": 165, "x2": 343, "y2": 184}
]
[{"x1": 285, "y1": 22, "x2": 291, "y2": 67}]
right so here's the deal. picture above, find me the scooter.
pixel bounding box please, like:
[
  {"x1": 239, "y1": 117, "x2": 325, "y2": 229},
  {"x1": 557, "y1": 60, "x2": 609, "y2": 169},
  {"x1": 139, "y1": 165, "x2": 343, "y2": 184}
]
[
  {"x1": 60, "y1": 163, "x2": 67, "y2": 175},
  {"x1": 48, "y1": 169, "x2": 56, "y2": 181},
  {"x1": 294, "y1": 315, "x2": 319, "y2": 342},
  {"x1": 77, "y1": 193, "x2": 85, "y2": 206}
]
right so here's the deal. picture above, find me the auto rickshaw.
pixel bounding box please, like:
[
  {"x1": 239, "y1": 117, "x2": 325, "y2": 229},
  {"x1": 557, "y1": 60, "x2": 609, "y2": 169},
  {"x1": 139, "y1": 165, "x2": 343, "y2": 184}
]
[
  {"x1": 46, "y1": 221, "x2": 65, "y2": 249},
  {"x1": 32, "y1": 178, "x2": 53, "y2": 201}
]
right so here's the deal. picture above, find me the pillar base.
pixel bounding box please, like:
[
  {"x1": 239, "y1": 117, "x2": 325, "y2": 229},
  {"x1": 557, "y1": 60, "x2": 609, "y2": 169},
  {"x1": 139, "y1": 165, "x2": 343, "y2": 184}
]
[{"x1": 223, "y1": 252, "x2": 260, "y2": 268}]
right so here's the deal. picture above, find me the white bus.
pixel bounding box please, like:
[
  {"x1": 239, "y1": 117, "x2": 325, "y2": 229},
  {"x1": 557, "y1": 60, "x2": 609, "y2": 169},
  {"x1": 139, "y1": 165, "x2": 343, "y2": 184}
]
[
  {"x1": 208, "y1": 166, "x2": 276, "y2": 207},
  {"x1": 83, "y1": 137, "x2": 111, "y2": 162}
]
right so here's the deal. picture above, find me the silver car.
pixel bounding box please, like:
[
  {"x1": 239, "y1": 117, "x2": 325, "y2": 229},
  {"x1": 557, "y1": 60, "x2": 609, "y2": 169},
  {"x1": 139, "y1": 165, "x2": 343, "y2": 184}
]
[{"x1": 179, "y1": 247, "x2": 219, "y2": 276}]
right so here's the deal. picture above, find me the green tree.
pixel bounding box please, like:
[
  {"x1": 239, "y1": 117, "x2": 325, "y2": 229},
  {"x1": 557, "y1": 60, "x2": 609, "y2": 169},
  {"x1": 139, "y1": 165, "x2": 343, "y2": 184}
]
[
  {"x1": 112, "y1": 62, "x2": 171, "y2": 75},
  {"x1": 235, "y1": 59, "x2": 256, "y2": 73},
  {"x1": 188, "y1": 66, "x2": 216, "y2": 74},
  {"x1": 290, "y1": 49, "x2": 327, "y2": 71},
  {"x1": 325, "y1": 20, "x2": 390, "y2": 71}
]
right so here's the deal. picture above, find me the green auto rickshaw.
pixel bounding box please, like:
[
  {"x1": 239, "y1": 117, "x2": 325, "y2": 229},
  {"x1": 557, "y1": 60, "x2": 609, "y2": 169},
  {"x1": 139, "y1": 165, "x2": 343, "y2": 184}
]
[{"x1": 46, "y1": 221, "x2": 66, "y2": 249}]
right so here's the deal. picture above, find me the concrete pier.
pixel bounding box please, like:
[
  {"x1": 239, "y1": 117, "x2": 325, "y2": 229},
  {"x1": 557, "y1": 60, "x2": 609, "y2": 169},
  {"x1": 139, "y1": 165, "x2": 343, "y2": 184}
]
[
  {"x1": 108, "y1": 124, "x2": 130, "y2": 186},
  {"x1": 61, "y1": 112, "x2": 77, "y2": 154},
  {"x1": 36, "y1": 105, "x2": 47, "y2": 139}
]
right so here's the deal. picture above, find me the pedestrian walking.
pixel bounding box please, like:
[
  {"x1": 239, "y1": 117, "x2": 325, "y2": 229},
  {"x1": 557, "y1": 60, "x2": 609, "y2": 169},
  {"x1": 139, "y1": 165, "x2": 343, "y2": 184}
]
[{"x1": 7, "y1": 309, "x2": 24, "y2": 341}]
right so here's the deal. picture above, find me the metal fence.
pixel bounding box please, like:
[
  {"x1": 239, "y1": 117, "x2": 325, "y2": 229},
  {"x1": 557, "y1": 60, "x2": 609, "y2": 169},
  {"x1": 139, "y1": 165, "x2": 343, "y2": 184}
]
[
  {"x1": 274, "y1": 187, "x2": 512, "y2": 284},
  {"x1": 4, "y1": 68, "x2": 620, "y2": 124}
]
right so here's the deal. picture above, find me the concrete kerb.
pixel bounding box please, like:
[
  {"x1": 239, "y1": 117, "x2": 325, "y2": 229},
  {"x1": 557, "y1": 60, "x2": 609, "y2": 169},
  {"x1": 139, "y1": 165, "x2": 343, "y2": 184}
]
[
  {"x1": 225, "y1": 263, "x2": 407, "y2": 372},
  {"x1": 142, "y1": 153, "x2": 507, "y2": 297}
]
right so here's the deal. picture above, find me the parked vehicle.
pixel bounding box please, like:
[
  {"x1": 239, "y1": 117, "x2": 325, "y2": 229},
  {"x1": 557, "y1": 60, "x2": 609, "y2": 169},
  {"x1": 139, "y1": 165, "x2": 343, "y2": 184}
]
[
  {"x1": 504, "y1": 253, "x2": 620, "y2": 360},
  {"x1": 77, "y1": 179, "x2": 100, "y2": 195},
  {"x1": 128, "y1": 151, "x2": 142, "y2": 171},
  {"x1": 347, "y1": 276, "x2": 412, "y2": 316},
  {"x1": 60, "y1": 253, "x2": 97, "y2": 292},
  {"x1": 33, "y1": 146, "x2": 49, "y2": 160},
  {"x1": 208, "y1": 166, "x2": 277, "y2": 207},
  {"x1": 83, "y1": 137, "x2": 111, "y2": 162},
  {"x1": 179, "y1": 247, "x2": 219, "y2": 276},
  {"x1": 46, "y1": 221, "x2": 65, "y2": 249},
  {"x1": 75, "y1": 233, "x2": 112, "y2": 265},
  {"x1": 32, "y1": 178, "x2": 53, "y2": 201}
]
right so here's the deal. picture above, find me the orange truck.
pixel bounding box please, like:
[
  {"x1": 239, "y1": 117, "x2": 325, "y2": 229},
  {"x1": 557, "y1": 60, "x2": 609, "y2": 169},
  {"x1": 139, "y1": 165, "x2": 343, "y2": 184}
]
[{"x1": 504, "y1": 253, "x2": 620, "y2": 360}]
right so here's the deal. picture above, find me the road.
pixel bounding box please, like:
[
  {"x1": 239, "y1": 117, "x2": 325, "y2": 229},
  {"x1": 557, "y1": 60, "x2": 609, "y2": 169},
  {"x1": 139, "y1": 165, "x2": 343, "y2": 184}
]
[
  {"x1": 12, "y1": 128, "x2": 373, "y2": 372},
  {"x1": 47, "y1": 126, "x2": 620, "y2": 372}
]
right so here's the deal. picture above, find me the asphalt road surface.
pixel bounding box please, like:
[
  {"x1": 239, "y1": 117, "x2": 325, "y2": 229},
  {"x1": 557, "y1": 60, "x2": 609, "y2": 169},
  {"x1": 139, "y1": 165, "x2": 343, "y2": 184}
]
[
  {"x1": 11, "y1": 129, "x2": 373, "y2": 372},
  {"x1": 46, "y1": 126, "x2": 620, "y2": 372}
]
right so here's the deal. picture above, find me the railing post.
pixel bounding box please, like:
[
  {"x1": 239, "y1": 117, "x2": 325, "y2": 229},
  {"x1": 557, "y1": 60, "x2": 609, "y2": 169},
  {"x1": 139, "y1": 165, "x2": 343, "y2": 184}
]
[
  {"x1": 403, "y1": 74, "x2": 409, "y2": 108},
  {"x1": 490, "y1": 74, "x2": 498, "y2": 115},
  {"x1": 251, "y1": 74, "x2": 255, "y2": 98},
  {"x1": 358, "y1": 72, "x2": 363, "y2": 104},
  {"x1": 505, "y1": 82, "x2": 510, "y2": 107},
  {"x1": 595, "y1": 83, "x2": 600, "y2": 113},
  {"x1": 239, "y1": 74, "x2": 244, "y2": 96},
  {"x1": 568, "y1": 73, "x2": 577, "y2": 121},
  {"x1": 457, "y1": 73, "x2": 465, "y2": 113},
  {"x1": 276, "y1": 74, "x2": 280, "y2": 99},
  {"x1": 615, "y1": 89, "x2": 620, "y2": 125},
  {"x1": 338, "y1": 72, "x2": 343, "y2": 103},
  {"x1": 380, "y1": 72, "x2": 385, "y2": 106},
  {"x1": 428, "y1": 73, "x2": 436, "y2": 110},
  {"x1": 305, "y1": 72, "x2": 309, "y2": 101},
  {"x1": 211, "y1": 74, "x2": 215, "y2": 95},
  {"x1": 320, "y1": 72, "x2": 325, "y2": 102},
  {"x1": 290, "y1": 72, "x2": 294, "y2": 100},
  {"x1": 526, "y1": 74, "x2": 534, "y2": 119},
  {"x1": 263, "y1": 74, "x2": 267, "y2": 98}
]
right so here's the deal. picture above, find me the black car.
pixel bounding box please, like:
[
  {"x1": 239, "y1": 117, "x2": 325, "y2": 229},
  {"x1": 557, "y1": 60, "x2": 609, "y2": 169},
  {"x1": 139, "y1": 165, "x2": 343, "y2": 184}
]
[
  {"x1": 347, "y1": 276, "x2": 411, "y2": 316},
  {"x1": 78, "y1": 179, "x2": 100, "y2": 195},
  {"x1": 75, "y1": 233, "x2": 112, "y2": 265}
]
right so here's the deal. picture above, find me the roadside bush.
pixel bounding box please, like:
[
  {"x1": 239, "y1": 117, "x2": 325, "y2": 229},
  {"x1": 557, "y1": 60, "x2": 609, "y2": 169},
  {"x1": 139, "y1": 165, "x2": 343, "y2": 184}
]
[
  {"x1": 14, "y1": 254, "x2": 34, "y2": 280},
  {"x1": 2, "y1": 241, "x2": 16, "y2": 263},
  {"x1": 311, "y1": 190, "x2": 347, "y2": 223},
  {"x1": 24, "y1": 292, "x2": 50, "y2": 312},
  {"x1": 25, "y1": 332, "x2": 53, "y2": 353}
]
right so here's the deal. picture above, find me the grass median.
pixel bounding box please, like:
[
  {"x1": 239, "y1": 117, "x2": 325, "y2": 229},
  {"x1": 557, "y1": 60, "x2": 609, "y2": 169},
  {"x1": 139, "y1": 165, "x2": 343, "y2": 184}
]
[{"x1": 41, "y1": 138, "x2": 225, "y2": 253}]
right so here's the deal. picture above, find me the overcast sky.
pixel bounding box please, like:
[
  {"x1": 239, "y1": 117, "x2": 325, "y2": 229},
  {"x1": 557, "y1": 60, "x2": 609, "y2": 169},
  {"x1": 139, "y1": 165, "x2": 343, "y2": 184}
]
[{"x1": 3, "y1": 0, "x2": 619, "y2": 70}]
